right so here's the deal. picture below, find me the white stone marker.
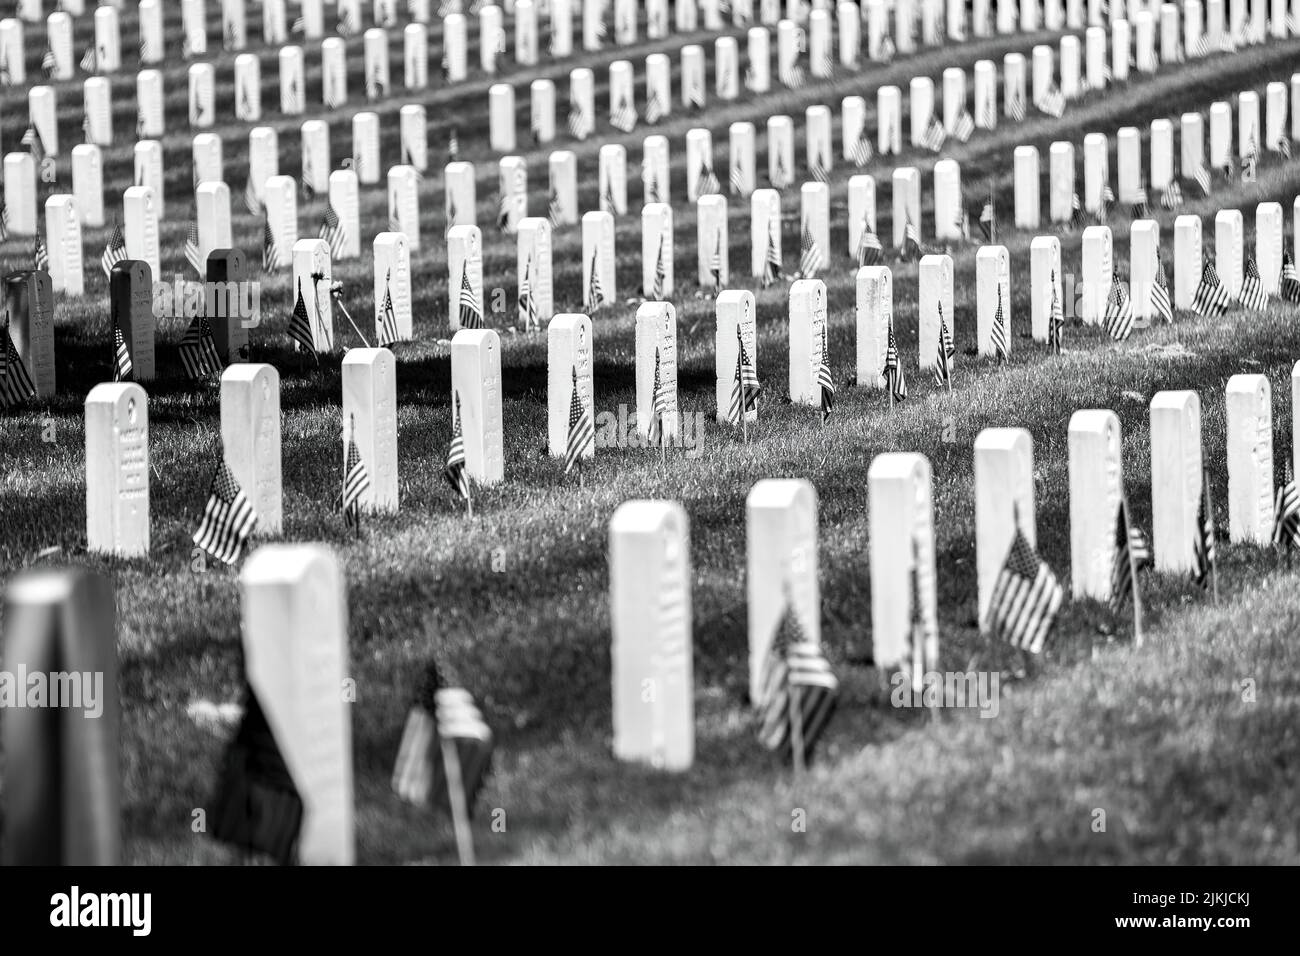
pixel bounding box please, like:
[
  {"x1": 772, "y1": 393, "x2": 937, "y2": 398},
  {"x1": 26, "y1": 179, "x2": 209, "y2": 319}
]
[
  {"x1": 716, "y1": 290, "x2": 758, "y2": 422},
  {"x1": 1130, "y1": 219, "x2": 1160, "y2": 325},
  {"x1": 698, "y1": 195, "x2": 729, "y2": 288},
  {"x1": 192, "y1": 133, "x2": 223, "y2": 188},
  {"x1": 388, "y1": 166, "x2": 421, "y2": 252},
  {"x1": 1256, "y1": 202, "x2": 1283, "y2": 297},
  {"x1": 642, "y1": 133, "x2": 671, "y2": 203},
  {"x1": 933, "y1": 160, "x2": 962, "y2": 243},
  {"x1": 635, "y1": 302, "x2": 679, "y2": 443},
  {"x1": 1083, "y1": 132, "x2": 1108, "y2": 212},
  {"x1": 530, "y1": 78, "x2": 556, "y2": 144},
  {"x1": 29, "y1": 85, "x2": 58, "y2": 157},
  {"x1": 892, "y1": 167, "x2": 921, "y2": 249},
  {"x1": 879, "y1": 86, "x2": 903, "y2": 155},
  {"x1": 373, "y1": 232, "x2": 412, "y2": 342},
  {"x1": 1004, "y1": 52, "x2": 1027, "y2": 119},
  {"x1": 609, "y1": 500, "x2": 694, "y2": 772},
  {"x1": 279, "y1": 46, "x2": 306, "y2": 115},
  {"x1": 195, "y1": 182, "x2": 232, "y2": 270},
  {"x1": 1181, "y1": 113, "x2": 1206, "y2": 184},
  {"x1": 248, "y1": 128, "x2": 279, "y2": 208},
  {"x1": 3, "y1": 153, "x2": 37, "y2": 237},
  {"x1": 1014, "y1": 146, "x2": 1041, "y2": 229},
  {"x1": 234, "y1": 54, "x2": 262, "y2": 121},
  {"x1": 221, "y1": 364, "x2": 283, "y2": 535},
  {"x1": 444, "y1": 12, "x2": 467, "y2": 80},
  {"x1": 801, "y1": 183, "x2": 830, "y2": 275},
  {"x1": 399, "y1": 105, "x2": 428, "y2": 174},
  {"x1": 123, "y1": 186, "x2": 161, "y2": 282},
  {"x1": 729, "y1": 122, "x2": 757, "y2": 197},
  {"x1": 1049, "y1": 142, "x2": 1075, "y2": 223},
  {"x1": 44, "y1": 196, "x2": 83, "y2": 297},
  {"x1": 788, "y1": 279, "x2": 827, "y2": 406},
  {"x1": 1209, "y1": 101, "x2": 1232, "y2": 170},
  {"x1": 1215, "y1": 209, "x2": 1244, "y2": 301},
  {"x1": 645, "y1": 52, "x2": 671, "y2": 122},
  {"x1": 489, "y1": 84, "x2": 516, "y2": 152},
  {"x1": 686, "y1": 128, "x2": 715, "y2": 203},
  {"x1": 444, "y1": 161, "x2": 475, "y2": 233},
  {"x1": 1116, "y1": 128, "x2": 1142, "y2": 203},
  {"x1": 451, "y1": 329, "x2": 504, "y2": 485},
  {"x1": 848, "y1": 175, "x2": 877, "y2": 260},
  {"x1": 82, "y1": 78, "x2": 112, "y2": 148},
  {"x1": 641, "y1": 203, "x2": 674, "y2": 300},
  {"x1": 976, "y1": 246, "x2": 1010, "y2": 357},
  {"x1": 327, "y1": 170, "x2": 361, "y2": 261},
  {"x1": 405, "y1": 23, "x2": 428, "y2": 90},
  {"x1": 547, "y1": 313, "x2": 595, "y2": 459},
  {"x1": 869, "y1": 453, "x2": 938, "y2": 672},
  {"x1": 918, "y1": 255, "x2": 955, "y2": 374},
  {"x1": 518, "y1": 217, "x2": 554, "y2": 327},
  {"x1": 1149, "y1": 391, "x2": 1202, "y2": 574},
  {"x1": 189, "y1": 63, "x2": 216, "y2": 129},
  {"x1": 746, "y1": 479, "x2": 819, "y2": 704},
  {"x1": 342, "y1": 348, "x2": 399, "y2": 514},
  {"x1": 716, "y1": 36, "x2": 741, "y2": 99},
  {"x1": 1031, "y1": 236, "x2": 1064, "y2": 342},
  {"x1": 974, "y1": 60, "x2": 997, "y2": 130},
  {"x1": 582, "y1": 211, "x2": 616, "y2": 310},
  {"x1": 850, "y1": 266, "x2": 894, "y2": 393},
  {"x1": 240, "y1": 544, "x2": 353, "y2": 866},
  {"x1": 264, "y1": 176, "x2": 298, "y2": 269},
  {"x1": 1067, "y1": 409, "x2": 1123, "y2": 600},
  {"x1": 1266, "y1": 81, "x2": 1288, "y2": 152},
  {"x1": 291, "y1": 239, "x2": 333, "y2": 353},
  {"x1": 71, "y1": 145, "x2": 104, "y2": 229},
  {"x1": 550, "y1": 0, "x2": 574, "y2": 57},
  {"x1": 1080, "y1": 226, "x2": 1113, "y2": 325},
  {"x1": 597, "y1": 144, "x2": 627, "y2": 214},
  {"x1": 320, "y1": 38, "x2": 347, "y2": 108},
  {"x1": 85, "y1": 383, "x2": 149, "y2": 557},
  {"x1": 806, "y1": 106, "x2": 833, "y2": 181},
  {"x1": 0, "y1": 17, "x2": 27, "y2": 83},
  {"x1": 1060, "y1": 34, "x2": 1082, "y2": 98},
  {"x1": 975, "y1": 428, "x2": 1036, "y2": 625},
  {"x1": 135, "y1": 72, "x2": 165, "y2": 139},
  {"x1": 767, "y1": 116, "x2": 795, "y2": 189},
  {"x1": 1225, "y1": 375, "x2": 1273, "y2": 545},
  {"x1": 1173, "y1": 215, "x2": 1203, "y2": 310},
  {"x1": 447, "y1": 225, "x2": 483, "y2": 331},
  {"x1": 1150, "y1": 119, "x2": 1174, "y2": 193},
  {"x1": 909, "y1": 75, "x2": 935, "y2": 149},
  {"x1": 751, "y1": 188, "x2": 782, "y2": 279}
]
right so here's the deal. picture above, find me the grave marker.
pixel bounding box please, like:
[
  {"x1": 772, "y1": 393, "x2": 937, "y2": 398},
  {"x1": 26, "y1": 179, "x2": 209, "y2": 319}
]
[
  {"x1": 856, "y1": 266, "x2": 891, "y2": 389},
  {"x1": 85, "y1": 382, "x2": 150, "y2": 557},
  {"x1": 373, "y1": 232, "x2": 412, "y2": 343},
  {"x1": 221, "y1": 364, "x2": 282, "y2": 534},
  {"x1": 868, "y1": 453, "x2": 938, "y2": 672},
  {"x1": 547, "y1": 313, "x2": 595, "y2": 458},
  {"x1": 1030, "y1": 236, "x2": 1063, "y2": 342},
  {"x1": 1068, "y1": 409, "x2": 1124, "y2": 600},
  {"x1": 450, "y1": 329, "x2": 505, "y2": 485},
  {"x1": 974, "y1": 427, "x2": 1036, "y2": 625},
  {"x1": 976, "y1": 245, "x2": 1010, "y2": 357},
  {"x1": 291, "y1": 238, "x2": 334, "y2": 353},
  {"x1": 1149, "y1": 391, "x2": 1202, "y2": 573},
  {"x1": 342, "y1": 348, "x2": 399, "y2": 513}
]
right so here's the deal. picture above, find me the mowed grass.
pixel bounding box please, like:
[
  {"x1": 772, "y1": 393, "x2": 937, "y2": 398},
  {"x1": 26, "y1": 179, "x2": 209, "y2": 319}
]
[{"x1": 1, "y1": 10, "x2": 1300, "y2": 863}]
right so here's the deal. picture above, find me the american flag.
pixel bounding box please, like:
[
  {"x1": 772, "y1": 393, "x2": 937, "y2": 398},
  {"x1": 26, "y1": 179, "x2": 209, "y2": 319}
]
[
  {"x1": 1192, "y1": 470, "x2": 1217, "y2": 591},
  {"x1": 1282, "y1": 252, "x2": 1300, "y2": 303},
  {"x1": 179, "y1": 314, "x2": 223, "y2": 379},
  {"x1": 101, "y1": 222, "x2": 128, "y2": 277},
  {"x1": 337, "y1": 7, "x2": 359, "y2": 36},
  {"x1": 650, "y1": 235, "x2": 667, "y2": 300},
  {"x1": 1239, "y1": 257, "x2": 1268, "y2": 311},
  {"x1": 884, "y1": 321, "x2": 907, "y2": 402},
  {"x1": 341, "y1": 421, "x2": 370, "y2": 529},
  {"x1": 1152, "y1": 253, "x2": 1174, "y2": 324},
  {"x1": 1130, "y1": 182, "x2": 1151, "y2": 219},
  {"x1": 445, "y1": 394, "x2": 470, "y2": 502},
  {"x1": 697, "y1": 161, "x2": 721, "y2": 197},
  {"x1": 982, "y1": 93, "x2": 997, "y2": 131},
  {"x1": 602, "y1": 177, "x2": 619, "y2": 214},
  {"x1": 709, "y1": 230, "x2": 724, "y2": 288},
  {"x1": 771, "y1": 153, "x2": 790, "y2": 189},
  {"x1": 991, "y1": 286, "x2": 1008, "y2": 363},
  {"x1": 448, "y1": 127, "x2": 460, "y2": 161},
  {"x1": 921, "y1": 116, "x2": 947, "y2": 153},
  {"x1": 1160, "y1": 179, "x2": 1184, "y2": 209},
  {"x1": 1037, "y1": 85, "x2": 1066, "y2": 118},
  {"x1": 817, "y1": 326, "x2": 834, "y2": 424},
  {"x1": 1070, "y1": 192, "x2": 1086, "y2": 230},
  {"x1": 0, "y1": 322, "x2": 37, "y2": 410},
  {"x1": 761, "y1": 216, "x2": 782, "y2": 287},
  {"x1": 185, "y1": 220, "x2": 204, "y2": 275},
  {"x1": 1191, "y1": 162, "x2": 1212, "y2": 197},
  {"x1": 392, "y1": 675, "x2": 494, "y2": 818},
  {"x1": 1049, "y1": 270, "x2": 1065, "y2": 354},
  {"x1": 1241, "y1": 131, "x2": 1258, "y2": 180},
  {"x1": 548, "y1": 189, "x2": 564, "y2": 227},
  {"x1": 784, "y1": 65, "x2": 805, "y2": 90},
  {"x1": 729, "y1": 162, "x2": 745, "y2": 195},
  {"x1": 933, "y1": 302, "x2": 953, "y2": 387},
  {"x1": 262, "y1": 217, "x2": 279, "y2": 273},
  {"x1": 1192, "y1": 261, "x2": 1230, "y2": 316},
  {"x1": 1096, "y1": 182, "x2": 1115, "y2": 223},
  {"x1": 563, "y1": 366, "x2": 595, "y2": 475},
  {"x1": 1109, "y1": 497, "x2": 1146, "y2": 615},
  {"x1": 111, "y1": 315, "x2": 133, "y2": 382},
  {"x1": 288, "y1": 280, "x2": 316, "y2": 355},
  {"x1": 0, "y1": 202, "x2": 7, "y2": 243},
  {"x1": 1273, "y1": 463, "x2": 1300, "y2": 552},
  {"x1": 192, "y1": 458, "x2": 257, "y2": 565},
  {"x1": 19, "y1": 119, "x2": 43, "y2": 159},
  {"x1": 647, "y1": 347, "x2": 671, "y2": 447},
  {"x1": 952, "y1": 110, "x2": 976, "y2": 143},
  {"x1": 879, "y1": 116, "x2": 895, "y2": 157},
  {"x1": 496, "y1": 192, "x2": 511, "y2": 231},
  {"x1": 320, "y1": 203, "x2": 347, "y2": 259},
  {"x1": 985, "y1": 523, "x2": 1064, "y2": 654},
  {"x1": 459, "y1": 260, "x2": 483, "y2": 328},
  {"x1": 610, "y1": 96, "x2": 637, "y2": 133},
  {"x1": 756, "y1": 596, "x2": 838, "y2": 767},
  {"x1": 1103, "y1": 275, "x2": 1134, "y2": 341},
  {"x1": 244, "y1": 178, "x2": 263, "y2": 216},
  {"x1": 856, "y1": 213, "x2": 882, "y2": 266},
  {"x1": 1277, "y1": 136, "x2": 1293, "y2": 160},
  {"x1": 798, "y1": 218, "x2": 823, "y2": 278},
  {"x1": 850, "y1": 125, "x2": 874, "y2": 167},
  {"x1": 567, "y1": 106, "x2": 590, "y2": 140},
  {"x1": 377, "y1": 273, "x2": 400, "y2": 346},
  {"x1": 645, "y1": 89, "x2": 666, "y2": 124},
  {"x1": 1007, "y1": 88, "x2": 1026, "y2": 123},
  {"x1": 33, "y1": 234, "x2": 49, "y2": 272},
  {"x1": 79, "y1": 45, "x2": 98, "y2": 75},
  {"x1": 519, "y1": 258, "x2": 538, "y2": 330},
  {"x1": 728, "y1": 325, "x2": 761, "y2": 425},
  {"x1": 586, "y1": 247, "x2": 607, "y2": 311},
  {"x1": 810, "y1": 151, "x2": 830, "y2": 184},
  {"x1": 41, "y1": 44, "x2": 56, "y2": 78},
  {"x1": 902, "y1": 212, "x2": 921, "y2": 261}
]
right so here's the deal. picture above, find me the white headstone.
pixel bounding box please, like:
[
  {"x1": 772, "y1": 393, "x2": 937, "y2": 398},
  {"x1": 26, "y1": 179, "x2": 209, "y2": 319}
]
[
  {"x1": 715, "y1": 290, "x2": 757, "y2": 422},
  {"x1": 1215, "y1": 208, "x2": 1244, "y2": 301},
  {"x1": 85, "y1": 383, "x2": 149, "y2": 557},
  {"x1": 641, "y1": 203, "x2": 674, "y2": 300},
  {"x1": 1080, "y1": 225, "x2": 1113, "y2": 325},
  {"x1": 975, "y1": 428, "x2": 1036, "y2": 625},
  {"x1": 123, "y1": 186, "x2": 161, "y2": 281},
  {"x1": 1256, "y1": 202, "x2": 1284, "y2": 296},
  {"x1": 342, "y1": 348, "x2": 399, "y2": 513},
  {"x1": 1226, "y1": 375, "x2": 1273, "y2": 544},
  {"x1": 388, "y1": 165, "x2": 421, "y2": 251},
  {"x1": 1149, "y1": 391, "x2": 1202, "y2": 574},
  {"x1": 635, "y1": 302, "x2": 678, "y2": 443},
  {"x1": 1014, "y1": 146, "x2": 1041, "y2": 229},
  {"x1": 547, "y1": 313, "x2": 595, "y2": 458},
  {"x1": 582, "y1": 211, "x2": 616, "y2": 310},
  {"x1": 220, "y1": 364, "x2": 282, "y2": 534},
  {"x1": 918, "y1": 254, "x2": 955, "y2": 374},
  {"x1": 856, "y1": 266, "x2": 891, "y2": 388},
  {"x1": 976, "y1": 245, "x2": 1010, "y2": 357},
  {"x1": 1030, "y1": 236, "x2": 1063, "y2": 342},
  {"x1": 1173, "y1": 215, "x2": 1203, "y2": 310},
  {"x1": 868, "y1": 453, "x2": 938, "y2": 672},
  {"x1": 291, "y1": 238, "x2": 333, "y2": 352},
  {"x1": 373, "y1": 232, "x2": 412, "y2": 341},
  {"x1": 1067, "y1": 409, "x2": 1123, "y2": 600},
  {"x1": 892, "y1": 166, "x2": 921, "y2": 248},
  {"x1": 450, "y1": 329, "x2": 504, "y2": 485}
]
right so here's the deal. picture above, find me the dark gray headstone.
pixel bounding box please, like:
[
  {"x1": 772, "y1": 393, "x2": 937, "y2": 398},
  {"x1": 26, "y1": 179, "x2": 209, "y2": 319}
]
[
  {"x1": 206, "y1": 248, "x2": 251, "y2": 363},
  {"x1": 4, "y1": 269, "x2": 56, "y2": 398},
  {"x1": 109, "y1": 259, "x2": 155, "y2": 381}
]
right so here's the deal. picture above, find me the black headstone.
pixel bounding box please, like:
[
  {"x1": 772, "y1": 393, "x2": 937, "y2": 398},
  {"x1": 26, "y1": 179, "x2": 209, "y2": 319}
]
[
  {"x1": 109, "y1": 259, "x2": 155, "y2": 381},
  {"x1": 206, "y1": 248, "x2": 251, "y2": 363},
  {"x1": 4, "y1": 269, "x2": 56, "y2": 398}
]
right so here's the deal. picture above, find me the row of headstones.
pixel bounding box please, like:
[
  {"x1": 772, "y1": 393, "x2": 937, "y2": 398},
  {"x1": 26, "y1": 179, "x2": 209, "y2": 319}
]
[
  {"x1": 613, "y1": 372, "x2": 1291, "y2": 769},
  {"x1": 0, "y1": 378, "x2": 1281, "y2": 862}
]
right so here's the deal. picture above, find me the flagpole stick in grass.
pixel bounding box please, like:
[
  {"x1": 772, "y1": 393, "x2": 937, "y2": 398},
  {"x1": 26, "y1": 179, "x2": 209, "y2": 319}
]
[
  {"x1": 1128, "y1": 509, "x2": 1145, "y2": 649},
  {"x1": 1206, "y1": 471, "x2": 1219, "y2": 606},
  {"x1": 331, "y1": 283, "x2": 372, "y2": 349},
  {"x1": 439, "y1": 734, "x2": 477, "y2": 867},
  {"x1": 789, "y1": 681, "x2": 806, "y2": 783}
]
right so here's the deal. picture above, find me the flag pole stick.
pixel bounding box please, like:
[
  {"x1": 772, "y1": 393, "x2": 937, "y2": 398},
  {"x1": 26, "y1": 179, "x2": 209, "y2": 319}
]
[
  {"x1": 789, "y1": 682, "x2": 806, "y2": 783},
  {"x1": 466, "y1": 486, "x2": 474, "y2": 521},
  {"x1": 332, "y1": 296, "x2": 372, "y2": 349},
  {"x1": 1206, "y1": 472, "x2": 1219, "y2": 606},
  {"x1": 439, "y1": 735, "x2": 477, "y2": 866},
  {"x1": 1130, "y1": 521, "x2": 1145, "y2": 649}
]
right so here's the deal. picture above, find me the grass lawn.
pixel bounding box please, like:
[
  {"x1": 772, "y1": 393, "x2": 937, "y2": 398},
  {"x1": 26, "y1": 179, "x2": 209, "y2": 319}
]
[{"x1": 1, "y1": 8, "x2": 1299, "y2": 863}]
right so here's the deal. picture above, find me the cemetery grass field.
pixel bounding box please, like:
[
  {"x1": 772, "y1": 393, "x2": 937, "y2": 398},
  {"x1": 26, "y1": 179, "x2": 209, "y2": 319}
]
[{"x1": 3, "y1": 11, "x2": 1300, "y2": 863}]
